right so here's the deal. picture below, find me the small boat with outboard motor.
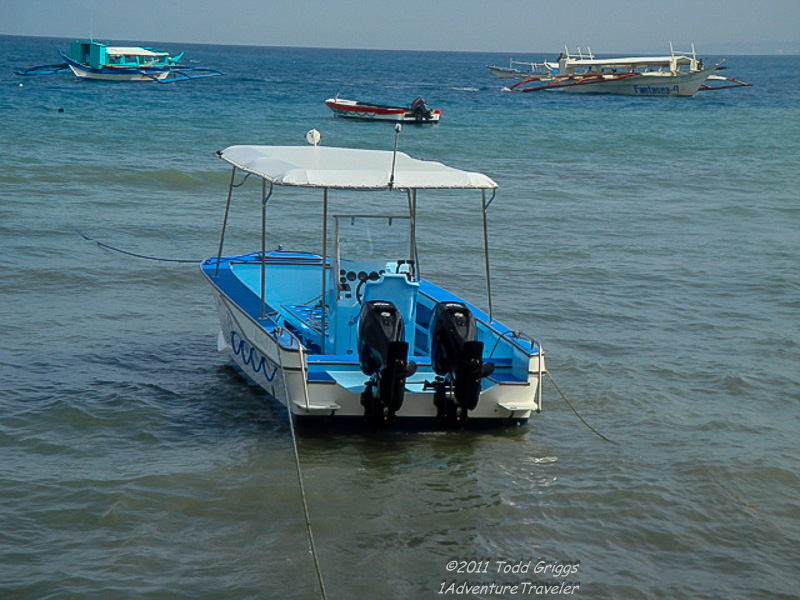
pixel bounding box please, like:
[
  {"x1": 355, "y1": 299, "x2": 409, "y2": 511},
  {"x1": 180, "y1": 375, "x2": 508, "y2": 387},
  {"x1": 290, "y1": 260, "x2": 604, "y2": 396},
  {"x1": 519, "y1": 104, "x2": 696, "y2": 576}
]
[
  {"x1": 16, "y1": 39, "x2": 223, "y2": 82},
  {"x1": 202, "y1": 128, "x2": 545, "y2": 429},
  {"x1": 505, "y1": 44, "x2": 750, "y2": 96},
  {"x1": 325, "y1": 96, "x2": 441, "y2": 123}
]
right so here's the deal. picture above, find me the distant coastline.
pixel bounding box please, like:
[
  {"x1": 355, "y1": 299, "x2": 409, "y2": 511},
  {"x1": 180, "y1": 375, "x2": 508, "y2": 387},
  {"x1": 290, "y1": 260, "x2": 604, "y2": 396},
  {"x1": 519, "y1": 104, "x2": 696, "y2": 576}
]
[{"x1": 1, "y1": 32, "x2": 798, "y2": 56}]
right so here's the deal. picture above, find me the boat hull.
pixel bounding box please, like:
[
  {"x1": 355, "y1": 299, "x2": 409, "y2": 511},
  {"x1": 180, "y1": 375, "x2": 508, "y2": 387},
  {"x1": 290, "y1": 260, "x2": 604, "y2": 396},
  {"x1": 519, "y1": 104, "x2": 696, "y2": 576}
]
[
  {"x1": 325, "y1": 98, "x2": 441, "y2": 123},
  {"x1": 487, "y1": 65, "x2": 531, "y2": 79},
  {"x1": 511, "y1": 65, "x2": 722, "y2": 97},
  {"x1": 61, "y1": 53, "x2": 170, "y2": 82},
  {"x1": 202, "y1": 255, "x2": 543, "y2": 428},
  {"x1": 549, "y1": 68, "x2": 717, "y2": 96}
]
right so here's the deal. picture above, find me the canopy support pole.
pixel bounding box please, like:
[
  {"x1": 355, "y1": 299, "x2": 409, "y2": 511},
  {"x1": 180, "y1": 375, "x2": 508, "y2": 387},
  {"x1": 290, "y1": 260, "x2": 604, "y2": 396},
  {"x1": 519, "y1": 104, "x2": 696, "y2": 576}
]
[
  {"x1": 482, "y1": 189, "x2": 494, "y2": 322},
  {"x1": 389, "y1": 124, "x2": 402, "y2": 189},
  {"x1": 407, "y1": 189, "x2": 419, "y2": 280},
  {"x1": 320, "y1": 188, "x2": 329, "y2": 354},
  {"x1": 214, "y1": 165, "x2": 237, "y2": 277},
  {"x1": 260, "y1": 180, "x2": 273, "y2": 320}
]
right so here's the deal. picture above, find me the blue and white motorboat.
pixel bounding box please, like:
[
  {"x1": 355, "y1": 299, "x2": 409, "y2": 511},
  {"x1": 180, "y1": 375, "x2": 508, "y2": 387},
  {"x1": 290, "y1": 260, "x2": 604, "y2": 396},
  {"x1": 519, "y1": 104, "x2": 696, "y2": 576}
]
[
  {"x1": 202, "y1": 130, "x2": 546, "y2": 428},
  {"x1": 17, "y1": 39, "x2": 223, "y2": 82}
]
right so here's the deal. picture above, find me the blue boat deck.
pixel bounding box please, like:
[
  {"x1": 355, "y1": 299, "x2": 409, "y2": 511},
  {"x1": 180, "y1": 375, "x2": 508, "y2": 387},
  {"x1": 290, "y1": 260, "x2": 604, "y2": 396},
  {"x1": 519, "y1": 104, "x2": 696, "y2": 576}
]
[{"x1": 202, "y1": 250, "x2": 540, "y2": 386}]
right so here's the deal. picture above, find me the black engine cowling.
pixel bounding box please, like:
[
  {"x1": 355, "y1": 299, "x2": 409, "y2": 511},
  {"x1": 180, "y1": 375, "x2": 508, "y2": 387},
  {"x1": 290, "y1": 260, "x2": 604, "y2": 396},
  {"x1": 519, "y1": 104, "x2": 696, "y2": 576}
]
[
  {"x1": 357, "y1": 300, "x2": 417, "y2": 424},
  {"x1": 411, "y1": 97, "x2": 434, "y2": 121},
  {"x1": 429, "y1": 302, "x2": 495, "y2": 416}
]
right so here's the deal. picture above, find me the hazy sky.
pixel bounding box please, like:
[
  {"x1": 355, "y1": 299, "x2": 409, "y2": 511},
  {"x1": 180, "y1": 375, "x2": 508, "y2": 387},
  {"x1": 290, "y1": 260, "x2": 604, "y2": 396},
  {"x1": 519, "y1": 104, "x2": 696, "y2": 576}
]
[{"x1": 2, "y1": 0, "x2": 798, "y2": 54}]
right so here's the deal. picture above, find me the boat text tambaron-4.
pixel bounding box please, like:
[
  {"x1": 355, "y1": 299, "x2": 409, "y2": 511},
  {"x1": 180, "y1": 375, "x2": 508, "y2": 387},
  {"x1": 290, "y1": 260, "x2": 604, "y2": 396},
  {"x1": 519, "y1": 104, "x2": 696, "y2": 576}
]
[
  {"x1": 505, "y1": 44, "x2": 750, "y2": 96},
  {"x1": 202, "y1": 129, "x2": 545, "y2": 429}
]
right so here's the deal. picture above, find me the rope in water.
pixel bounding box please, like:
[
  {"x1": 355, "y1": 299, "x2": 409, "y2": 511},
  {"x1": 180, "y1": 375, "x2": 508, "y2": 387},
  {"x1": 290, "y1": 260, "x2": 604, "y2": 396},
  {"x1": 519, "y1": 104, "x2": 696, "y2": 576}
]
[
  {"x1": 275, "y1": 342, "x2": 329, "y2": 600},
  {"x1": 286, "y1": 403, "x2": 329, "y2": 600},
  {"x1": 547, "y1": 371, "x2": 618, "y2": 445},
  {"x1": 80, "y1": 227, "x2": 329, "y2": 595},
  {"x1": 77, "y1": 230, "x2": 202, "y2": 263}
]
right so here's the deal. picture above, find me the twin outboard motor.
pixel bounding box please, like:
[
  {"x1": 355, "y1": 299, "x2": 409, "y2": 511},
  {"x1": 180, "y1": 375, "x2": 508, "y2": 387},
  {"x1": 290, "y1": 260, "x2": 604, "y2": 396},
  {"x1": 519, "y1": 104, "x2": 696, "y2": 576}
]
[
  {"x1": 357, "y1": 300, "x2": 417, "y2": 426},
  {"x1": 411, "y1": 97, "x2": 434, "y2": 121},
  {"x1": 428, "y1": 302, "x2": 495, "y2": 427}
]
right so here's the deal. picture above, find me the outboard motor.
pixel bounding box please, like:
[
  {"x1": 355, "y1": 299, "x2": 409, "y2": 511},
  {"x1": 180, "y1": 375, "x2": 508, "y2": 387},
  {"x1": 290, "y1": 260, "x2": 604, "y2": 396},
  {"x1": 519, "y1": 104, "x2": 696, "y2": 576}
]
[
  {"x1": 411, "y1": 97, "x2": 434, "y2": 121},
  {"x1": 357, "y1": 300, "x2": 418, "y2": 426},
  {"x1": 428, "y1": 302, "x2": 495, "y2": 427}
]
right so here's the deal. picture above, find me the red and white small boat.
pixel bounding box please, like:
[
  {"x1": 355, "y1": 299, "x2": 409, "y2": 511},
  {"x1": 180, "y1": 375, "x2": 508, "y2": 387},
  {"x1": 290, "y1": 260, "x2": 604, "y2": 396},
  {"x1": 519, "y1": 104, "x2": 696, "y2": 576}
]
[{"x1": 325, "y1": 97, "x2": 441, "y2": 123}]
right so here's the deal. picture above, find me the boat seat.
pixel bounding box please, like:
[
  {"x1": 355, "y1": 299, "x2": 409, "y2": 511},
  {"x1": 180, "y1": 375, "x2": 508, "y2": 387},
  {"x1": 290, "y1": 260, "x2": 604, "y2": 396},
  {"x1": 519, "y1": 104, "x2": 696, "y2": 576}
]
[
  {"x1": 362, "y1": 273, "x2": 419, "y2": 347},
  {"x1": 282, "y1": 303, "x2": 329, "y2": 336}
]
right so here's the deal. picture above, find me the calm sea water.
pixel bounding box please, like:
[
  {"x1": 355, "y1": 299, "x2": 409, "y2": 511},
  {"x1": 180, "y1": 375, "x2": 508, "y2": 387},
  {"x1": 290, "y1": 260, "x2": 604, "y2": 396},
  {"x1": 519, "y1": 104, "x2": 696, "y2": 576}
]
[{"x1": 1, "y1": 35, "x2": 798, "y2": 599}]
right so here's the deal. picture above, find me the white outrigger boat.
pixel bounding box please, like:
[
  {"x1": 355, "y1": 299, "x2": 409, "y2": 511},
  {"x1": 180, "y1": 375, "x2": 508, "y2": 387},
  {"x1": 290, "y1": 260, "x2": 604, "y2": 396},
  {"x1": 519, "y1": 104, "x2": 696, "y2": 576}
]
[
  {"x1": 202, "y1": 129, "x2": 545, "y2": 428},
  {"x1": 486, "y1": 59, "x2": 559, "y2": 79},
  {"x1": 507, "y1": 44, "x2": 750, "y2": 96}
]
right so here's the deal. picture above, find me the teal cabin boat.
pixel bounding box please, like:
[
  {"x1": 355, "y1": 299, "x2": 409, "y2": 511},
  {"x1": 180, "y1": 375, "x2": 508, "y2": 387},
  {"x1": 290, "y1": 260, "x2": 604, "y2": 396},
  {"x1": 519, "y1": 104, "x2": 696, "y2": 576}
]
[
  {"x1": 60, "y1": 39, "x2": 181, "y2": 81},
  {"x1": 17, "y1": 39, "x2": 223, "y2": 82}
]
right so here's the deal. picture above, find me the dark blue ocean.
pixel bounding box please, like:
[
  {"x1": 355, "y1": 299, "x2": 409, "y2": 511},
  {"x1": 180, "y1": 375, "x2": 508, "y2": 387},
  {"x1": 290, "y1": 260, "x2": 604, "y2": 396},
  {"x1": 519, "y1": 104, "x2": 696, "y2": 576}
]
[{"x1": 1, "y1": 35, "x2": 798, "y2": 599}]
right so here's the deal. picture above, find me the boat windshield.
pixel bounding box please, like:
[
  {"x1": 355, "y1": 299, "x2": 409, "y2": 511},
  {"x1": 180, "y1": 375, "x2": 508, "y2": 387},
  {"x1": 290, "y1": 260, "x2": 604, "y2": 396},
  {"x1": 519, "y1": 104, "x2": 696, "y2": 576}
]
[{"x1": 333, "y1": 215, "x2": 415, "y2": 286}]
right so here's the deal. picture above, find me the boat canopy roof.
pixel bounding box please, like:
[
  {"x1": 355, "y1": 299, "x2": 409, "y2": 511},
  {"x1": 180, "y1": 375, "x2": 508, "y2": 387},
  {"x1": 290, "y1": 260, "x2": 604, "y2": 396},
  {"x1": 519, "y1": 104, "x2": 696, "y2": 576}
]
[
  {"x1": 105, "y1": 46, "x2": 169, "y2": 57},
  {"x1": 218, "y1": 145, "x2": 498, "y2": 190},
  {"x1": 566, "y1": 55, "x2": 695, "y2": 68}
]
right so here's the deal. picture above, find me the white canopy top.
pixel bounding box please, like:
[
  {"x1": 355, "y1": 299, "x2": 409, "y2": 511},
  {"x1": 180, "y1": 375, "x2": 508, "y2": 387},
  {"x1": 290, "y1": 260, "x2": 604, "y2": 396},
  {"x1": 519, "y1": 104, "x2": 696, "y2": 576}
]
[
  {"x1": 105, "y1": 47, "x2": 168, "y2": 57},
  {"x1": 218, "y1": 145, "x2": 498, "y2": 190},
  {"x1": 565, "y1": 55, "x2": 695, "y2": 68}
]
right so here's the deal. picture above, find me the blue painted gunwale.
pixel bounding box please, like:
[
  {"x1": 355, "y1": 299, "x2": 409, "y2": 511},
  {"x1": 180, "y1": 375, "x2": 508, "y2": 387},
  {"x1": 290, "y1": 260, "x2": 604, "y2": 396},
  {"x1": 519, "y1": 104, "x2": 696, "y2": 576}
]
[
  {"x1": 202, "y1": 249, "x2": 539, "y2": 387},
  {"x1": 201, "y1": 252, "x2": 297, "y2": 352}
]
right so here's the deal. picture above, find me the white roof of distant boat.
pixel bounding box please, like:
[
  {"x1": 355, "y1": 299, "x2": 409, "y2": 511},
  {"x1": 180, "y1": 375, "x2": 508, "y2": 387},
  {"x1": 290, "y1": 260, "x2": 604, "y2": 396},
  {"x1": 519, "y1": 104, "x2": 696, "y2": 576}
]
[
  {"x1": 566, "y1": 55, "x2": 695, "y2": 67},
  {"x1": 219, "y1": 145, "x2": 498, "y2": 190},
  {"x1": 105, "y1": 47, "x2": 168, "y2": 57}
]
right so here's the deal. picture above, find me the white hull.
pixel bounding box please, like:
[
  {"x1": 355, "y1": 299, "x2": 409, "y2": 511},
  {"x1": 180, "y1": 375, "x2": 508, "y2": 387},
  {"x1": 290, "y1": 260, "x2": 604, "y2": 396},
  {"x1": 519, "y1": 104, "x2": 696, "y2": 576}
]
[
  {"x1": 487, "y1": 61, "x2": 557, "y2": 80},
  {"x1": 329, "y1": 108, "x2": 436, "y2": 123},
  {"x1": 66, "y1": 63, "x2": 170, "y2": 82},
  {"x1": 487, "y1": 66, "x2": 530, "y2": 79},
  {"x1": 547, "y1": 68, "x2": 718, "y2": 96},
  {"x1": 210, "y1": 286, "x2": 543, "y2": 423},
  {"x1": 325, "y1": 98, "x2": 441, "y2": 123}
]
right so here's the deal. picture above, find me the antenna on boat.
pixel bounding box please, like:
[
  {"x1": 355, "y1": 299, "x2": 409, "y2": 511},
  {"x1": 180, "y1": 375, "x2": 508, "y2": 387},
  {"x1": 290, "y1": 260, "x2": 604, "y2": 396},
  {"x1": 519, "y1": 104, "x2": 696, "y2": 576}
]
[
  {"x1": 389, "y1": 124, "x2": 402, "y2": 189},
  {"x1": 305, "y1": 129, "x2": 321, "y2": 147}
]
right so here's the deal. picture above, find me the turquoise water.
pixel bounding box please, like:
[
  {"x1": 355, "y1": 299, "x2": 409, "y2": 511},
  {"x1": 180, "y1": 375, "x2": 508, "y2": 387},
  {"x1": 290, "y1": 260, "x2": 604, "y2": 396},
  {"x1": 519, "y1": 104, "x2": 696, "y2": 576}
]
[{"x1": 1, "y1": 35, "x2": 799, "y2": 599}]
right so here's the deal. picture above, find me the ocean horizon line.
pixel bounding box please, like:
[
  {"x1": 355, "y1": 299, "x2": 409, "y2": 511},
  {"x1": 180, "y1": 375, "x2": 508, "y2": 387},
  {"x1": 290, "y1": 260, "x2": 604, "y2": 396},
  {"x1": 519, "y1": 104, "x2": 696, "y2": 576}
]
[{"x1": 2, "y1": 32, "x2": 798, "y2": 57}]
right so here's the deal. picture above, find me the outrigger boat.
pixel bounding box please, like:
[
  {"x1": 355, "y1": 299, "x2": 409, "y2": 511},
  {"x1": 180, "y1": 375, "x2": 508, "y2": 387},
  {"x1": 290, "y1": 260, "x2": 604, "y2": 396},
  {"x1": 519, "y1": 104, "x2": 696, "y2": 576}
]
[
  {"x1": 486, "y1": 59, "x2": 558, "y2": 79},
  {"x1": 16, "y1": 39, "x2": 223, "y2": 82},
  {"x1": 506, "y1": 44, "x2": 750, "y2": 96},
  {"x1": 325, "y1": 97, "x2": 441, "y2": 123},
  {"x1": 202, "y1": 129, "x2": 545, "y2": 428}
]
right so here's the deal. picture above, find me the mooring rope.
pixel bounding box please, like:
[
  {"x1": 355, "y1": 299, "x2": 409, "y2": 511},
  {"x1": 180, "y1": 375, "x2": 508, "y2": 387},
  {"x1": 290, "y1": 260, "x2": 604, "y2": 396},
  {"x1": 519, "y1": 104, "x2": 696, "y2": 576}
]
[
  {"x1": 79, "y1": 224, "x2": 328, "y2": 594},
  {"x1": 77, "y1": 230, "x2": 202, "y2": 263},
  {"x1": 276, "y1": 347, "x2": 329, "y2": 600},
  {"x1": 286, "y1": 408, "x2": 328, "y2": 600},
  {"x1": 546, "y1": 371, "x2": 618, "y2": 445}
]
